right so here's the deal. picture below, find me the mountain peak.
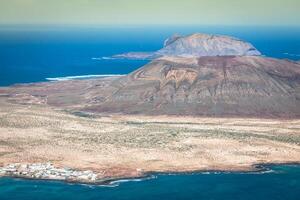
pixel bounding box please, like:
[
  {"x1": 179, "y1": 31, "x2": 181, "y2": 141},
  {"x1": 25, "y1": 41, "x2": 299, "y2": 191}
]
[{"x1": 156, "y1": 33, "x2": 261, "y2": 57}]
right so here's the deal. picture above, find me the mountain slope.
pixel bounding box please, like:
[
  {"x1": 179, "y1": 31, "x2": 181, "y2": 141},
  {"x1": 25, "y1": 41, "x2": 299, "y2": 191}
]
[{"x1": 86, "y1": 56, "x2": 300, "y2": 117}]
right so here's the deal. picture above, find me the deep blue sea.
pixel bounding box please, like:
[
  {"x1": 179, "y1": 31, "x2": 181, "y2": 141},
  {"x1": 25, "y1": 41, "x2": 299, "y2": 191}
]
[
  {"x1": 0, "y1": 165, "x2": 300, "y2": 200},
  {"x1": 0, "y1": 25, "x2": 300, "y2": 86}
]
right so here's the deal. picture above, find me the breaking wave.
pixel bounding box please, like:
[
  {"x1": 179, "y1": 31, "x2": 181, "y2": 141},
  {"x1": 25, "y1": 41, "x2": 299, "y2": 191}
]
[
  {"x1": 91, "y1": 57, "x2": 116, "y2": 60},
  {"x1": 46, "y1": 74, "x2": 125, "y2": 81},
  {"x1": 107, "y1": 175, "x2": 156, "y2": 187}
]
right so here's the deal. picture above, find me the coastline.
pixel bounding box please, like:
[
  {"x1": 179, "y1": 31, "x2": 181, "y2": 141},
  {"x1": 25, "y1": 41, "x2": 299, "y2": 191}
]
[
  {"x1": 1, "y1": 162, "x2": 300, "y2": 186},
  {"x1": 0, "y1": 96, "x2": 299, "y2": 187}
]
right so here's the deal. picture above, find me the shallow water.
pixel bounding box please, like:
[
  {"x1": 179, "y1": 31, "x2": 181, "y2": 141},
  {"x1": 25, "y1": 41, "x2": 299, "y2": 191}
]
[{"x1": 0, "y1": 165, "x2": 299, "y2": 200}]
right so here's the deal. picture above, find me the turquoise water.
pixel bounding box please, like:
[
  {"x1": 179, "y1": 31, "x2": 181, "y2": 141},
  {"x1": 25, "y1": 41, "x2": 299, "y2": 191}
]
[
  {"x1": 0, "y1": 165, "x2": 299, "y2": 200},
  {"x1": 0, "y1": 25, "x2": 300, "y2": 86}
]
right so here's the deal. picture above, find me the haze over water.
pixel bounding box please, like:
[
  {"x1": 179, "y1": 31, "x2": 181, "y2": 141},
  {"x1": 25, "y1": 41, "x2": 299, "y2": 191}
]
[{"x1": 0, "y1": 26, "x2": 299, "y2": 86}]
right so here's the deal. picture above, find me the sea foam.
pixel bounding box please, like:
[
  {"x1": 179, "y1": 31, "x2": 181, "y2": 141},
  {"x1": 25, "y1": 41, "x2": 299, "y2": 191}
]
[
  {"x1": 108, "y1": 175, "x2": 156, "y2": 187},
  {"x1": 91, "y1": 57, "x2": 116, "y2": 60},
  {"x1": 46, "y1": 74, "x2": 125, "y2": 81}
]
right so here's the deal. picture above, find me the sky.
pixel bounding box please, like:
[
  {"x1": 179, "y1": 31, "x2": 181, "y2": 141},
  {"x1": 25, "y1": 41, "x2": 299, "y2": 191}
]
[{"x1": 0, "y1": 0, "x2": 299, "y2": 26}]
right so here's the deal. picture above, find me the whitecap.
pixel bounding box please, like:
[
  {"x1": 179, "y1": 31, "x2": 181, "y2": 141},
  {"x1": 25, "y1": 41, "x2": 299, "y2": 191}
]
[
  {"x1": 91, "y1": 57, "x2": 102, "y2": 60},
  {"x1": 91, "y1": 57, "x2": 116, "y2": 60},
  {"x1": 108, "y1": 175, "x2": 156, "y2": 186}
]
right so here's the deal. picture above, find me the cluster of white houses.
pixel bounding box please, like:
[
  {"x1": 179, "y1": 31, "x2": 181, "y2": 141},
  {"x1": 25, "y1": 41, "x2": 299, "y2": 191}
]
[{"x1": 0, "y1": 163, "x2": 98, "y2": 182}]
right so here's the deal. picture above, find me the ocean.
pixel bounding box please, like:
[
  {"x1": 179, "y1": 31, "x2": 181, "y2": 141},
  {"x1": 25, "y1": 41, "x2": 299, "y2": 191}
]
[
  {"x1": 0, "y1": 165, "x2": 300, "y2": 200},
  {"x1": 0, "y1": 25, "x2": 299, "y2": 86}
]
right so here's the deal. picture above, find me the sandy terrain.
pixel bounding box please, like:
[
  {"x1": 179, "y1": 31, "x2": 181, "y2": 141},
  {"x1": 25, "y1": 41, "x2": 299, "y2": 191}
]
[{"x1": 0, "y1": 97, "x2": 299, "y2": 181}]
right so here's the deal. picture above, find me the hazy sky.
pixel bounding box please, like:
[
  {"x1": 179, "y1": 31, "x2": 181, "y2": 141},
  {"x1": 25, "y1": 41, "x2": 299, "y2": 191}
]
[{"x1": 0, "y1": 0, "x2": 299, "y2": 26}]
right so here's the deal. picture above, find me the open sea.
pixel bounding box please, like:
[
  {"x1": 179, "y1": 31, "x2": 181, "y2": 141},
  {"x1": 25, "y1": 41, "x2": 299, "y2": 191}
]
[
  {"x1": 0, "y1": 25, "x2": 300, "y2": 86},
  {"x1": 0, "y1": 26, "x2": 300, "y2": 199}
]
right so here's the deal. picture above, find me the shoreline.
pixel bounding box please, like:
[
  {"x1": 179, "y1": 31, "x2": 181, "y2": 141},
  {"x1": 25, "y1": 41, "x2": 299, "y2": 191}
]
[
  {"x1": 1, "y1": 162, "x2": 300, "y2": 186},
  {"x1": 0, "y1": 101, "x2": 299, "y2": 187}
]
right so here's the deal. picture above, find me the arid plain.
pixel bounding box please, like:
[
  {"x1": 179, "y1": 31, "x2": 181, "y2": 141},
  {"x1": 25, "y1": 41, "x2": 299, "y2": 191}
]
[{"x1": 0, "y1": 95, "x2": 299, "y2": 181}]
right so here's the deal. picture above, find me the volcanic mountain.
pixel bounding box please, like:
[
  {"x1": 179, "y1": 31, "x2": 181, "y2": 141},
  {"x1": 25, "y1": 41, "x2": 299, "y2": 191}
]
[
  {"x1": 156, "y1": 33, "x2": 261, "y2": 57},
  {"x1": 3, "y1": 33, "x2": 300, "y2": 118},
  {"x1": 112, "y1": 33, "x2": 261, "y2": 59},
  {"x1": 85, "y1": 56, "x2": 300, "y2": 117}
]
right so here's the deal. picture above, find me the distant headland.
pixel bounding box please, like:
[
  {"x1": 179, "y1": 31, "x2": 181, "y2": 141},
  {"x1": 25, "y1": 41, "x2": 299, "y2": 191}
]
[{"x1": 102, "y1": 33, "x2": 261, "y2": 60}]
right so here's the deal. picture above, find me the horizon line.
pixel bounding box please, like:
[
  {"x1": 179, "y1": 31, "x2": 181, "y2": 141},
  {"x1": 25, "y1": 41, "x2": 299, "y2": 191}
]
[{"x1": 0, "y1": 23, "x2": 300, "y2": 28}]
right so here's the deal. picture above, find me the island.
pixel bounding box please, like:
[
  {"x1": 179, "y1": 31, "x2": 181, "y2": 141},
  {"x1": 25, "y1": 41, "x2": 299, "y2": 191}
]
[
  {"x1": 0, "y1": 33, "x2": 299, "y2": 184},
  {"x1": 106, "y1": 33, "x2": 261, "y2": 60}
]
